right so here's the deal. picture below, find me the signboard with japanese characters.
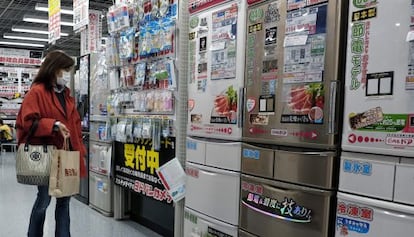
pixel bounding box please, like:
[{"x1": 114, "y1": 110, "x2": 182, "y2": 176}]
[
  {"x1": 73, "y1": 0, "x2": 89, "y2": 31},
  {"x1": 48, "y1": 0, "x2": 61, "y2": 43},
  {"x1": 114, "y1": 138, "x2": 175, "y2": 205}
]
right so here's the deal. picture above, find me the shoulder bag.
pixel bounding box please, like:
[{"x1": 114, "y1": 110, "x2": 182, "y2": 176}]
[{"x1": 15, "y1": 120, "x2": 56, "y2": 186}]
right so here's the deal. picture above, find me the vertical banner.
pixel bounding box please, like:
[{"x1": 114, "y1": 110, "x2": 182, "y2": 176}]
[
  {"x1": 88, "y1": 11, "x2": 102, "y2": 53},
  {"x1": 48, "y1": 0, "x2": 61, "y2": 43},
  {"x1": 73, "y1": 0, "x2": 89, "y2": 31}
]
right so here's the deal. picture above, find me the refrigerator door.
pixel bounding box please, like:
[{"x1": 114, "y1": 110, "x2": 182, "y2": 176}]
[
  {"x1": 241, "y1": 143, "x2": 275, "y2": 179},
  {"x1": 184, "y1": 207, "x2": 238, "y2": 237},
  {"x1": 186, "y1": 137, "x2": 207, "y2": 165},
  {"x1": 186, "y1": 162, "x2": 240, "y2": 225},
  {"x1": 243, "y1": 0, "x2": 345, "y2": 149},
  {"x1": 89, "y1": 141, "x2": 112, "y2": 176},
  {"x1": 339, "y1": 152, "x2": 397, "y2": 201},
  {"x1": 394, "y1": 158, "x2": 414, "y2": 205},
  {"x1": 342, "y1": 0, "x2": 414, "y2": 157},
  {"x1": 239, "y1": 229, "x2": 257, "y2": 237},
  {"x1": 240, "y1": 174, "x2": 335, "y2": 237},
  {"x1": 205, "y1": 140, "x2": 242, "y2": 171},
  {"x1": 89, "y1": 171, "x2": 113, "y2": 216},
  {"x1": 187, "y1": 0, "x2": 247, "y2": 140},
  {"x1": 336, "y1": 192, "x2": 414, "y2": 237},
  {"x1": 274, "y1": 148, "x2": 336, "y2": 189}
]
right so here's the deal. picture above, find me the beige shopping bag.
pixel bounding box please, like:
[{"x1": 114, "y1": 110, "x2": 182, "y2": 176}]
[{"x1": 49, "y1": 139, "x2": 80, "y2": 198}]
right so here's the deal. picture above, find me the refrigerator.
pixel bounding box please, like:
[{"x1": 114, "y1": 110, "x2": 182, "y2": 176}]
[
  {"x1": 240, "y1": 0, "x2": 346, "y2": 236},
  {"x1": 336, "y1": 1, "x2": 414, "y2": 236},
  {"x1": 185, "y1": 0, "x2": 247, "y2": 236}
]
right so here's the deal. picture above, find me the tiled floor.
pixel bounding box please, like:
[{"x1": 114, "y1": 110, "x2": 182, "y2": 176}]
[{"x1": 0, "y1": 152, "x2": 163, "y2": 237}]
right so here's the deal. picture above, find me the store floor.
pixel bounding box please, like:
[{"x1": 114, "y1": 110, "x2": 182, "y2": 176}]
[{"x1": 0, "y1": 152, "x2": 162, "y2": 237}]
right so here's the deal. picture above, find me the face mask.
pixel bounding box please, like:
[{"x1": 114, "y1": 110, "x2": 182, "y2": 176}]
[{"x1": 57, "y1": 71, "x2": 71, "y2": 86}]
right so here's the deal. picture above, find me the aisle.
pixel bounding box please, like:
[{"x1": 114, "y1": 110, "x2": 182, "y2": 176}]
[{"x1": 0, "y1": 152, "x2": 162, "y2": 237}]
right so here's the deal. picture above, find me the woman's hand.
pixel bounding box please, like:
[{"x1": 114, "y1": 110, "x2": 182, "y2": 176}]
[{"x1": 57, "y1": 122, "x2": 70, "y2": 138}]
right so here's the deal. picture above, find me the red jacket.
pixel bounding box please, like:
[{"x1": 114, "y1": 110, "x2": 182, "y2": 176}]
[{"x1": 16, "y1": 83, "x2": 87, "y2": 178}]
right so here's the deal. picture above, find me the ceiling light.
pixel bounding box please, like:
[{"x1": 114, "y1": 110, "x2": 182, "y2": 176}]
[
  {"x1": 23, "y1": 14, "x2": 74, "y2": 27},
  {"x1": 35, "y1": 3, "x2": 74, "y2": 15},
  {"x1": 4, "y1": 33, "x2": 49, "y2": 42},
  {"x1": 12, "y1": 26, "x2": 69, "y2": 36},
  {"x1": 0, "y1": 40, "x2": 44, "y2": 48}
]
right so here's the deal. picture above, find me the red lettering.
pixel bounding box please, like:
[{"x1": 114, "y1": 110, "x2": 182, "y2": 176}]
[
  {"x1": 337, "y1": 202, "x2": 347, "y2": 215},
  {"x1": 360, "y1": 207, "x2": 373, "y2": 221},
  {"x1": 347, "y1": 205, "x2": 360, "y2": 218}
]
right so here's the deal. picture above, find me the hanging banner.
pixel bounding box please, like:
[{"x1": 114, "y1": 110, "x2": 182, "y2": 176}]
[
  {"x1": 48, "y1": 0, "x2": 61, "y2": 43},
  {"x1": 73, "y1": 0, "x2": 89, "y2": 31},
  {"x1": 189, "y1": 0, "x2": 227, "y2": 14},
  {"x1": 88, "y1": 11, "x2": 102, "y2": 53},
  {"x1": 114, "y1": 138, "x2": 176, "y2": 205},
  {"x1": 0, "y1": 48, "x2": 42, "y2": 66}
]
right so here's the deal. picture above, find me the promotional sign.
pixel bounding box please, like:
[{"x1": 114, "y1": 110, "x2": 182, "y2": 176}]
[
  {"x1": 0, "y1": 48, "x2": 42, "y2": 66},
  {"x1": 48, "y1": 0, "x2": 61, "y2": 43},
  {"x1": 156, "y1": 157, "x2": 186, "y2": 202},
  {"x1": 88, "y1": 11, "x2": 102, "y2": 53},
  {"x1": 114, "y1": 138, "x2": 175, "y2": 204},
  {"x1": 73, "y1": 0, "x2": 89, "y2": 31},
  {"x1": 188, "y1": 2, "x2": 246, "y2": 140},
  {"x1": 342, "y1": 0, "x2": 414, "y2": 156}
]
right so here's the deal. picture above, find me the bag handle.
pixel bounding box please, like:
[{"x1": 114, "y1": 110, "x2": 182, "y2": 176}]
[
  {"x1": 23, "y1": 120, "x2": 49, "y2": 153},
  {"x1": 63, "y1": 137, "x2": 70, "y2": 151}
]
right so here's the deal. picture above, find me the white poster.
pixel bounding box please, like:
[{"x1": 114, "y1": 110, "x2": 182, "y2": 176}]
[{"x1": 73, "y1": 0, "x2": 89, "y2": 31}]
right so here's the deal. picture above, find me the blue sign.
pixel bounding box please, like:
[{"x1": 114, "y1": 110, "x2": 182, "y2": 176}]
[
  {"x1": 186, "y1": 140, "x2": 197, "y2": 150},
  {"x1": 337, "y1": 216, "x2": 370, "y2": 234},
  {"x1": 343, "y1": 159, "x2": 372, "y2": 175},
  {"x1": 243, "y1": 148, "x2": 260, "y2": 160}
]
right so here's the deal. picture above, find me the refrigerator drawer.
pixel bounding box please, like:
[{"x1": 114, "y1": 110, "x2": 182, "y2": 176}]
[
  {"x1": 89, "y1": 142, "x2": 112, "y2": 175},
  {"x1": 394, "y1": 158, "x2": 414, "y2": 205},
  {"x1": 187, "y1": 137, "x2": 206, "y2": 165},
  {"x1": 274, "y1": 150, "x2": 336, "y2": 189},
  {"x1": 184, "y1": 207, "x2": 238, "y2": 237},
  {"x1": 240, "y1": 174, "x2": 335, "y2": 237},
  {"x1": 241, "y1": 143, "x2": 274, "y2": 179},
  {"x1": 336, "y1": 192, "x2": 414, "y2": 237},
  {"x1": 89, "y1": 171, "x2": 113, "y2": 216},
  {"x1": 186, "y1": 162, "x2": 240, "y2": 225},
  {"x1": 206, "y1": 142, "x2": 242, "y2": 171},
  {"x1": 339, "y1": 152, "x2": 397, "y2": 201}
]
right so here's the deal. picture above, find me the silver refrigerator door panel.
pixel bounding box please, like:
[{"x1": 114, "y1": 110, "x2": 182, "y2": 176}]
[
  {"x1": 394, "y1": 158, "x2": 414, "y2": 205},
  {"x1": 241, "y1": 143, "x2": 275, "y2": 179},
  {"x1": 239, "y1": 229, "x2": 257, "y2": 237},
  {"x1": 89, "y1": 171, "x2": 113, "y2": 216},
  {"x1": 184, "y1": 207, "x2": 238, "y2": 237},
  {"x1": 339, "y1": 152, "x2": 398, "y2": 201},
  {"x1": 186, "y1": 137, "x2": 207, "y2": 165},
  {"x1": 336, "y1": 193, "x2": 414, "y2": 237},
  {"x1": 186, "y1": 162, "x2": 240, "y2": 225},
  {"x1": 274, "y1": 149, "x2": 336, "y2": 189},
  {"x1": 243, "y1": 0, "x2": 345, "y2": 149},
  {"x1": 240, "y1": 174, "x2": 334, "y2": 237}
]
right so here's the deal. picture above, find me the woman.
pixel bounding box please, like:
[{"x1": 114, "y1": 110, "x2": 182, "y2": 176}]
[{"x1": 16, "y1": 50, "x2": 86, "y2": 237}]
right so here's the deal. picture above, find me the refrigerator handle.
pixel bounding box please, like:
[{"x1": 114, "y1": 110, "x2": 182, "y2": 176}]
[
  {"x1": 328, "y1": 80, "x2": 339, "y2": 134},
  {"x1": 238, "y1": 87, "x2": 246, "y2": 128}
]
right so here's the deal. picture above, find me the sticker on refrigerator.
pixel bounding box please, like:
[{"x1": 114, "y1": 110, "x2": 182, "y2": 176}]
[
  {"x1": 336, "y1": 217, "x2": 370, "y2": 235},
  {"x1": 210, "y1": 5, "x2": 238, "y2": 80},
  {"x1": 250, "y1": 114, "x2": 269, "y2": 125},
  {"x1": 365, "y1": 71, "x2": 393, "y2": 96},
  {"x1": 242, "y1": 193, "x2": 312, "y2": 223},
  {"x1": 265, "y1": 27, "x2": 277, "y2": 45},
  {"x1": 343, "y1": 159, "x2": 372, "y2": 175},
  {"x1": 348, "y1": 107, "x2": 384, "y2": 130},
  {"x1": 246, "y1": 98, "x2": 256, "y2": 112},
  {"x1": 191, "y1": 114, "x2": 202, "y2": 124},
  {"x1": 210, "y1": 85, "x2": 237, "y2": 124},
  {"x1": 281, "y1": 83, "x2": 324, "y2": 124},
  {"x1": 351, "y1": 7, "x2": 377, "y2": 22},
  {"x1": 352, "y1": 0, "x2": 377, "y2": 9},
  {"x1": 264, "y1": 1, "x2": 280, "y2": 23},
  {"x1": 259, "y1": 94, "x2": 275, "y2": 113}
]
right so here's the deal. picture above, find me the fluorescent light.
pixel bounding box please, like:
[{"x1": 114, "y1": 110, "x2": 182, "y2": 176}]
[
  {"x1": 35, "y1": 3, "x2": 74, "y2": 15},
  {"x1": 0, "y1": 41, "x2": 44, "y2": 48},
  {"x1": 23, "y1": 14, "x2": 74, "y2": 27},
  {"x1": 12, "y1": 26, "x2": 69, "y2": 36},
  {"x1": 4, "y1": 33, "x2": 49, "y2": 42}
]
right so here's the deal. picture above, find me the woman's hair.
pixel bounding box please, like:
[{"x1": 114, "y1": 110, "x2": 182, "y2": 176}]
[{"x1": 33, "y1": 50, "x2": 74, "y2": 90}]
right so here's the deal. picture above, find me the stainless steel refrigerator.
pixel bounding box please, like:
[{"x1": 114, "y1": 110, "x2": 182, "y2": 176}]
[{"x1": 240, "y1": 0, "x2": 346, "y2": 236}]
